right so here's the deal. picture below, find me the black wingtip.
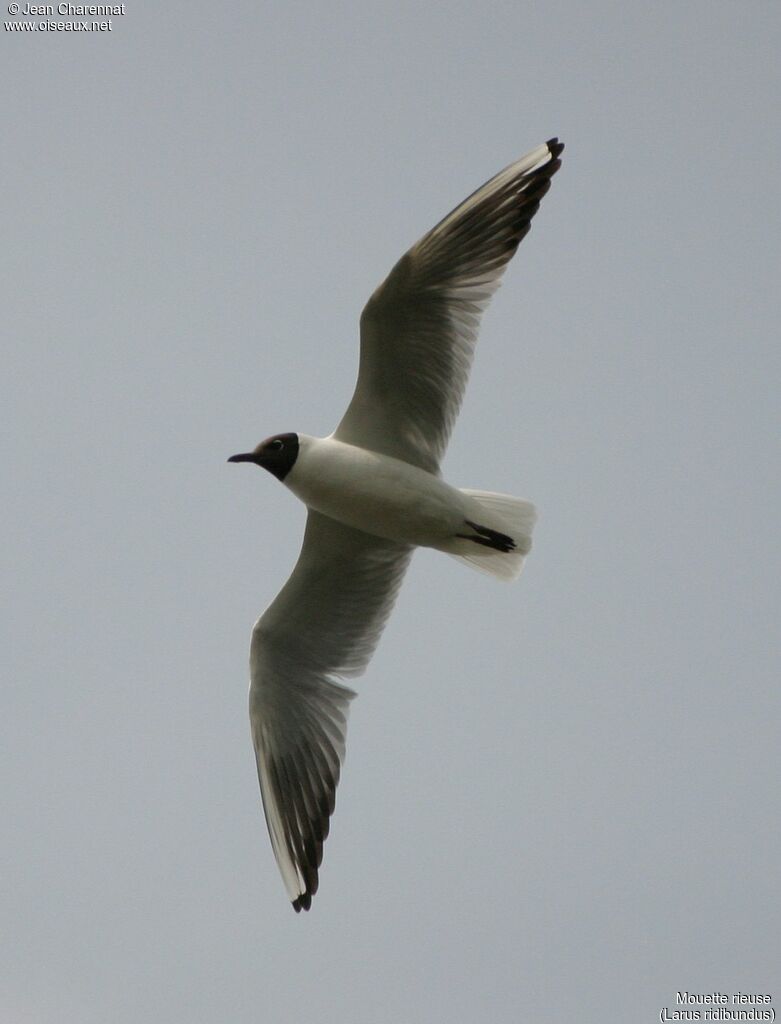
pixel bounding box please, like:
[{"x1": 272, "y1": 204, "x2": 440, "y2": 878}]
[
  {"x1": 292, "y1": 892, "x2": 312, "y2": 913},
  {"x1": 546, "y1": 137, "x2": 565, "y2": 160}
]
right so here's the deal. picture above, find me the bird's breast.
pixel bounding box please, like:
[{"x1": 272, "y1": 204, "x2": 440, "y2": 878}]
[{"x1": 284, "y1": 438, "x2": 461, "y2": 547}]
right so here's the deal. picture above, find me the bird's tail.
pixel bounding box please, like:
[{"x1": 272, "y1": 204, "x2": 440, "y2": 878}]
[{"x1": 445, "y1": 490, "x2": 537, "y2": 581}]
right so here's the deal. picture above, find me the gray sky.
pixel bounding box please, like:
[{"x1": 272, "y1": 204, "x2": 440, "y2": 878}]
[{"x1": 3, "y1": 2, "x2": 779, "y2": 1022}]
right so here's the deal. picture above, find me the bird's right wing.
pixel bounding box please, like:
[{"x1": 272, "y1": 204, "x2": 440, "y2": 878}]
[{"x1": 249, "y1": 510, "x2": 412, "y2": 911}]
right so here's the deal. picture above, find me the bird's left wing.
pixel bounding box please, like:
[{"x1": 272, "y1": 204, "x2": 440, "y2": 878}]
[
  {"x1": 335, "y1": 139, "x2": 563, "y2": 473},
  {"x1": 249, "y1": 510, "x2": 412, "y2": 911}
]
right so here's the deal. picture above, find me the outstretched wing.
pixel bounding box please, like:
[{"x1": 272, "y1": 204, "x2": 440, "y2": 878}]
[
  {"x1": 335, "y1": 139, "x2": 564, "y2": 473},
  {"x1": 249, "y1": 510, "x2": 412, "y2": 911}
]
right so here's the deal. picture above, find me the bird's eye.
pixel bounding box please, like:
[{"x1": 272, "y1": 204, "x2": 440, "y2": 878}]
[{"x1": 269, "y1": 439, "x2": 284, "y2": 451}]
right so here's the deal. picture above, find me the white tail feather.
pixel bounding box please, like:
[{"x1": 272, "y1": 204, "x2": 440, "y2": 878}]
[{"x1": 446, "y1": 489, "x2": 537, "y2": 581}]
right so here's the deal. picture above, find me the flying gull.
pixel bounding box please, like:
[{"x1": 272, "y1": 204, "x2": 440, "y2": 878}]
[{"x1": 229, "y1": 138, "x2": 564, "y2": 910}]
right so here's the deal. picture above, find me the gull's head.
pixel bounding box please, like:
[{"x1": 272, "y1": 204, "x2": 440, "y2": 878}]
[{"x1": 228, "y1": 432, "x2": 299, "y2": 482}]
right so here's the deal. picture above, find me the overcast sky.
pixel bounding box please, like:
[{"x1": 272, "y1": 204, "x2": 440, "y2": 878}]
[{"x1": 3, "y1": 2, "x2": 779, "y2": 1022}]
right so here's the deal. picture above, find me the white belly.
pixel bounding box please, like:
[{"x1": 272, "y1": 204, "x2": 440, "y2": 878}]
[{"x1": 284, "y1": 436, "x2": 465, "y2": 547}]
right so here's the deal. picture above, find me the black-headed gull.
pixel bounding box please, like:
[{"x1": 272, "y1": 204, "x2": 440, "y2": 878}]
[{"x1": 229, "y1": 138, "x2": 564, "y2": 911}]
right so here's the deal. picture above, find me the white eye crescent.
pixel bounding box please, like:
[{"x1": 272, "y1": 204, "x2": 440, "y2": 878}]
[{"x1": 269, "y1": 439, "x2": 284, "y2": 451}]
